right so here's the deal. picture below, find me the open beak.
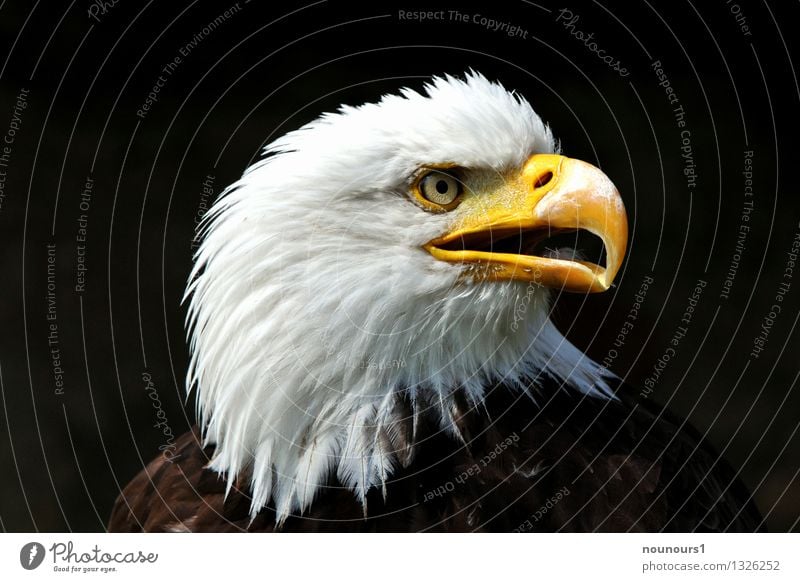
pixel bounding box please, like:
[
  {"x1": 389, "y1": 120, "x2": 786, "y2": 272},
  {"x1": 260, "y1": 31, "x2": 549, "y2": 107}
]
[{"x1": 423, "y1": 154, "x2": 627, "y2": 293}]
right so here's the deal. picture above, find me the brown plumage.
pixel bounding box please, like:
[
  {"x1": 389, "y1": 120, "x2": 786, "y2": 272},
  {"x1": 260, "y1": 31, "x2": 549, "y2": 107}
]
[{"x1": 108, "y1": 380, "x2": 762, "y2": 532}]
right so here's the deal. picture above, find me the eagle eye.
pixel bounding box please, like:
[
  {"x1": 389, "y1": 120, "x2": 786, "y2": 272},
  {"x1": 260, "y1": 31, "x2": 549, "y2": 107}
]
[{"x1": 416, "y1": 170, "x2": 463, "y2": 210}]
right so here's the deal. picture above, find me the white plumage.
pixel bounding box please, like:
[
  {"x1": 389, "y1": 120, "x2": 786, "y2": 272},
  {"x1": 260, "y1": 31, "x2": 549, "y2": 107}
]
[{"x1": 185, "y1": 72, "x2": 614, "y2": 524}]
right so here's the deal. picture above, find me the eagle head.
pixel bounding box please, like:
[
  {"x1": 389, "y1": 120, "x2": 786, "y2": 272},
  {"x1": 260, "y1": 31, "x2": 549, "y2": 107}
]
[{"x1": 186, "y1": 72, "x2": 627, "y2": 523}]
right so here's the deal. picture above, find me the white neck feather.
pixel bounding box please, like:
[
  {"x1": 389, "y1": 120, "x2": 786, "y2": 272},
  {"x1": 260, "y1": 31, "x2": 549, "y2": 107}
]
[{"x1": 184, "y1": 73, "x2": 616, "y2": 525}]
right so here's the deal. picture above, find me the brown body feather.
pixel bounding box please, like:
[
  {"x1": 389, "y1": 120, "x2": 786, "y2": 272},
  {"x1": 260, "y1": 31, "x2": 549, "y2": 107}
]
[{"x1": 108, "y1": 381, "x2": 763, "y2": 532}]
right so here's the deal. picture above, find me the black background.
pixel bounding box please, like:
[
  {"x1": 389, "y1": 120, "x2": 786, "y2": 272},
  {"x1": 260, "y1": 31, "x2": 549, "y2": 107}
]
[{"x1": 0, "y1": 0, "x2": 798, "y2": 532}]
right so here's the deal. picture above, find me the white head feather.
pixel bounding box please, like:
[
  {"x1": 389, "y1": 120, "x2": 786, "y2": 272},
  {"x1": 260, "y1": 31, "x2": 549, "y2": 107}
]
[{"x1": 186, "y1": 72, "x2": 614, "y2": 524}]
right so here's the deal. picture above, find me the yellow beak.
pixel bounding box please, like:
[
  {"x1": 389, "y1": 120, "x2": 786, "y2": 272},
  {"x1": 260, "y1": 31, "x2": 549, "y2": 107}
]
[{"x1": 423, "y1": 154, "x2": 628, "y2": 293}]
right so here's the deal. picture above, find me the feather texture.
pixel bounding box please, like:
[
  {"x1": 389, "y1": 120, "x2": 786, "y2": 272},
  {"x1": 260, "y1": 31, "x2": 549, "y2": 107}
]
[
  {"x1": 108, "y1": 381, "x2": 763, "y2": 532},
  {"x1": 183, "y1": 72, "x2": 617, "y2": 523}
]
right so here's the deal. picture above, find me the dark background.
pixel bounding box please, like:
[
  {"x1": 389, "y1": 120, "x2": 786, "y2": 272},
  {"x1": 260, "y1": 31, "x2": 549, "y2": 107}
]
[{"x1": 0, "y1": 0, "x2": 798, "y2": 532}]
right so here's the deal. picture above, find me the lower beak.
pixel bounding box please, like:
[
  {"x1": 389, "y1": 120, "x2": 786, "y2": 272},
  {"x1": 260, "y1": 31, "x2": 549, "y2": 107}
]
[{"x1": 423, "y1": 154, "x2": 628, "y2": 293}]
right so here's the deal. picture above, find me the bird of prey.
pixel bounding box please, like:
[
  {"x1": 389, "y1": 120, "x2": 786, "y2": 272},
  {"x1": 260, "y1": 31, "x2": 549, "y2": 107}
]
[{"x1": 109, "y1": 73, "x2": 761, "y2": 532}]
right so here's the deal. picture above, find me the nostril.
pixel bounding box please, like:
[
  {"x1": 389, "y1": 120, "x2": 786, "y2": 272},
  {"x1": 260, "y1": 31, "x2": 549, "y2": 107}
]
[{"x1": 534, "y1": 171, "x2": 553, "y2": 189}]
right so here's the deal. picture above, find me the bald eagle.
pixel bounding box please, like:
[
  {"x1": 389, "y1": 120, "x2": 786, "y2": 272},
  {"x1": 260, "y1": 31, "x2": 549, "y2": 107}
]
[{"x1": 109, "y1": 73, "x2": 761, "y2": 532}]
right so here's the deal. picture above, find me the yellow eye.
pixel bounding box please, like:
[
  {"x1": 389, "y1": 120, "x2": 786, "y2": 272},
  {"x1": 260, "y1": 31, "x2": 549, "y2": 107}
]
[{"x1": 417, "y1": 171, "x2": 463, "y2": 210}]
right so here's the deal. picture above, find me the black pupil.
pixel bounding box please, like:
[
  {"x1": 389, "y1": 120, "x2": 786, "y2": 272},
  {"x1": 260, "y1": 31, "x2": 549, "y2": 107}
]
[{"x1": 435, "y1": 179, "x2": 449, "y2": 195}]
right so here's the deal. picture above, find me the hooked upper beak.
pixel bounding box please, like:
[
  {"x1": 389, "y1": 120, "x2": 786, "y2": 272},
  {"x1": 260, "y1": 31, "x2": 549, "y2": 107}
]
[{"x1": 423, "y1": 154, "x2": 628, "y2": 293}]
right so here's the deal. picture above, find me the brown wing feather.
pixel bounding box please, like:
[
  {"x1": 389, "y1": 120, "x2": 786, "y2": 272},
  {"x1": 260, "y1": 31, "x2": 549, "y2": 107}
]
[{"x1": 108, "y1": 381, "x2": 763, "y2": 532}]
